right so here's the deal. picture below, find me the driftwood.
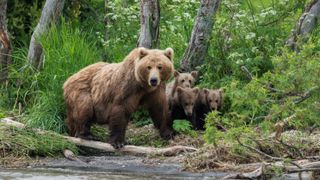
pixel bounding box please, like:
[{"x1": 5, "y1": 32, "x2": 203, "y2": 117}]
[
  {"x1": 0, "y1": 118, "x2": 197, "y2": 156},
  {"x1": 224, "y1": 161, "x2": 320, "y2": 179}
]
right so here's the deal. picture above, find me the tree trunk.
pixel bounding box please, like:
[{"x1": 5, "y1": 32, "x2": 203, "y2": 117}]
[
  {"x1": 286, "y1": 0, "x2": 320, "y2": 51},
  {"x1": 137, "y1": 0, "x2": 160, "y2": 49},
  {"x1": 180, "y1": 0, "x2": 221, "y2": 72},
  {"x1": 0, "y1": 0, "x2": 12, "y2": 83},
  {"x1": 27, "y1": 0, "x2": 65, "y2": 69}
]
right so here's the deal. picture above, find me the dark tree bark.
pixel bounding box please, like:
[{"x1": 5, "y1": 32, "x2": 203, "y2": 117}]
[
  {"x1": 137, "y1": 0, "x2": 160, "y2": 48},
  {"x1": 0, "y1": 0, "x2": 12, "y2": 83},
  {"x1": 27, "y1": 0, "x2": 65, "y2": 69},
  {"x1": 286, "y1": 0, "x2": 320, "y2": 51},
  {"x1": 180, "y1": 0, "x2": 221, "y2": 72}
]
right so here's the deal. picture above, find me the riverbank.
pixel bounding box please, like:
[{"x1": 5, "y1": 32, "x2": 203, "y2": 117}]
[{"x1": 1, "y1": 118, "x2": 320, "y2": 179}]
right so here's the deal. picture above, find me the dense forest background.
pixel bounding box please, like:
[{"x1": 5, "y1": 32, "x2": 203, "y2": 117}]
[{"x1": 0, "y1": 0, "x2": 320, "y2": 161}]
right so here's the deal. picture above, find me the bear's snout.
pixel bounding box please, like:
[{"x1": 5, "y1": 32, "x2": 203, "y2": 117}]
[
  {"x1": 150, "y1": 77, "x2": 158, "y2": 87},
  {"x1": 185, "y1": 111, "x2": 192, "y2": 117}
]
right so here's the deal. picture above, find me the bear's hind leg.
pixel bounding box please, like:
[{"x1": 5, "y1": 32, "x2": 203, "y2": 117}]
[{"x1": 71, "y1": 93, "x2": 96, "y2": 140}]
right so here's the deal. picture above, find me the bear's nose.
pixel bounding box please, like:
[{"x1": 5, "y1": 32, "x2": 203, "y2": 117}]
[{"x1": 150, "y1": 77, "x2": 158, "y2": 86}]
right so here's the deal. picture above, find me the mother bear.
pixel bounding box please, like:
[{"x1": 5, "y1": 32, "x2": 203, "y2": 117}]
[{"x1": 63, "y1": 47, "x2": 175, "y2": 148}]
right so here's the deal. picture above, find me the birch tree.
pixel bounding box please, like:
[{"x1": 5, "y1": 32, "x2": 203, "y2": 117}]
[
  {"x1": 137, "y1": 0, "x2": 160, "y2": 48},
  {"x1": 27, "y1": 0, "x2": 65, "y2": 69},
  {"x1": 180, "y1": 0, "x2": 221, "y2": 71}
]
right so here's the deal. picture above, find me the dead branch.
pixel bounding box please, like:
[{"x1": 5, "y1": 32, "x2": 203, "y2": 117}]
[
  {"x1": 240, "y1": 66, "x2": 253, "y2": 80},
  {"x1": 0, "y1": 118, "x2": 197, "y2": 156},
  {"x1": 236, "y1": 137, "x2": 282, "y2": 161},
  {"x1": 294, "y1": 86, "x2": 319, "y2": 104}
]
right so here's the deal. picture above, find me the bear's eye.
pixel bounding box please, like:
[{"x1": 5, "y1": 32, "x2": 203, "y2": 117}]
[
  {"x1": 158, "y1": 66, "x2": 162, "y2": 70},
  {"x1": 215, "y1": 100, "x2": 219, "y2": 103},
  {"x1": 147, "y1": 66, "x2": 152, "y2": 70},
  {"x1": 181, "y1": 80, "x2": 185, "y2": 83},
  {"x1": 209, "y1": 100, "x2": 212, "y2": 103}
]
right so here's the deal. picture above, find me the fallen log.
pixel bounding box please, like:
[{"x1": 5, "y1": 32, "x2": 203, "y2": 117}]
[{"x1": 0, "y1": 117, "x2": 197, "y2": 156}]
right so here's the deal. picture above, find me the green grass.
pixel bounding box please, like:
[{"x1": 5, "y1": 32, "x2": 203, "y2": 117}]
[
  {"x1": 23, "y1": 21, "x2": 100, "y2": 133},
  {"x1": 0, "y1": 124, "x2": 78, "y2": 158}
]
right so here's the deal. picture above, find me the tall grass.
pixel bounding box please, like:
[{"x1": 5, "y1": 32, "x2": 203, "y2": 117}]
[{"x1": 24, "y1": 22, "x2": 100, "y2": 133}]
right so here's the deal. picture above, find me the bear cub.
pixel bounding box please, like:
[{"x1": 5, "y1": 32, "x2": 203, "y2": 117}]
[
  {"x1": 193, "y1": 88, "x2": 223, "y2": 130},
  {"x1": 166, "y1": 70, "x2": 198, "y2": 99},
  {"x1": 168, "y1": 86, "x2": 199, "y2": 127}
]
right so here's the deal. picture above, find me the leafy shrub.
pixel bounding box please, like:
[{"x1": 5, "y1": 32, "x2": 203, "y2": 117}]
[
  {"x1": 204, "y1": 39, "x2": 320, "y2": 144},
  {"x1": 173, "y1": 120, "x2": 197, "y2": 136},
  {"x1": 131, "y1": 109, "x2": 152, "y2": 127}
]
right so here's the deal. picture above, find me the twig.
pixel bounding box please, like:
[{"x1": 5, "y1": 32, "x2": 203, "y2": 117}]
[
  {"x1": 276, "y1": 139, "x2": 303, "y2": 158},
  {"x1": 236, "y1": 137, "x2": 282, "y2": 161},
  {"x1": 240, "y1": 66, "x2": 253, "y2": 80},
  {"x1": 294, "y1": 86, "x2": 319, "y2": 104}
]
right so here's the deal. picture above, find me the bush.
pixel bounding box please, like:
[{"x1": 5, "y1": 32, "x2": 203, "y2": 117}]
[{"x1": 173, "y1": 120, "x2": 197, "y2": 137}]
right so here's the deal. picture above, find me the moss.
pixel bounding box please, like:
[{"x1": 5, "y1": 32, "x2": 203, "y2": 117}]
[{"x1": 0, "y1": 124, "x2": 78, "y2": 161}]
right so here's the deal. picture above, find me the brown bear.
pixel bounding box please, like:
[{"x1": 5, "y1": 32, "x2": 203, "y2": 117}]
[
  {"x1": 168, "y1": 86, "x2": 199, "y2": 128},
  {"x1": 63, "y1": 47, "x2": 175, "y2": 148},
  {"x1": 165, "y1": 71, "x2": 198, "y2": 99},
  {"x1": 193, "y1": 88, "x2": 223, "y2": 130}
]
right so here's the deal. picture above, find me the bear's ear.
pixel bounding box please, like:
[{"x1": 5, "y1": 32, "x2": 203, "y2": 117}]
[
  {"x1": 138, "y1": 47, "x2": 148, "y2": 59},
  {"x1": 193, "y1": 87, "x2": 199, "y2": 95},
  {"x1": 191, "y1": 71, "x2": 198, "y2": 79},
  {"x1": 204, "y1": 88, "x2": 209, "y2": 95},
  {"x1": 174, "y1": 70, "x2": 180, "y2": 78},
  {"x1": 164, "y1": 48, "x2": 174, "y2": 61}
]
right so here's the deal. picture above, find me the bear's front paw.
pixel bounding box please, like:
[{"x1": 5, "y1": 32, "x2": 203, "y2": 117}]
[
  {"x1": 160, "y1": 129, "x2": 175, "y2": 140},
  {"x1": 109, "y1": 139, "x2": 125, "y2": 149}
]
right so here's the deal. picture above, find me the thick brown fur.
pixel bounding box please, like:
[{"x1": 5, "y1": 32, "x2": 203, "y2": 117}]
[
  {"x1": 168, "y1": 86, "x2": 199, "y2": 128},
  {"x1": 193, "y1": 88, "x2": 223, "y2": 130},
  {"x1": 63, "y1": 48, "x2": 175, "y2": 148},
  {"x1": 165, "y1": 71, "x2": 198, "y2": 99}
]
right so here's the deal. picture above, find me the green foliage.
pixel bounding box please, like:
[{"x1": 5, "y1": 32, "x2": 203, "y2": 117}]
[
  {"x1": 173, "y1": 120, "x2": 197, "y2": 137},
  {"x1": 204, "y1": 39, "x2": 320, "y2": 144},
  {"x1": 131, "y1": 109, "x2": 152, "y2": 127},
  {"x1": 7, "y1": 0, "x2": 45, "y2": 47},
  {"x1": 200, "y1": 0, "x2": 306, "y2": 87},
  {"x1": 0, "y1": 124, "x2": 78, "y2": 157},
  {"x1": 25, "y1": 22, "x2": 100, "y2": 133}
]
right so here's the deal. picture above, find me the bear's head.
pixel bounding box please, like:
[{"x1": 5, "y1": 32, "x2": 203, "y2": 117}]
[
  {"x1": 173, "y1": 70, "x2": 198, "y2": 88},
  {"x1": 135, "y1": 47, "x2": 174, "y2": 90},
  {"x1": 203, "y1": 88, "x2": 223, "y2": 111},
  {"x1": 176, "y1": 86, "x2": 199, "y2": 117}
]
